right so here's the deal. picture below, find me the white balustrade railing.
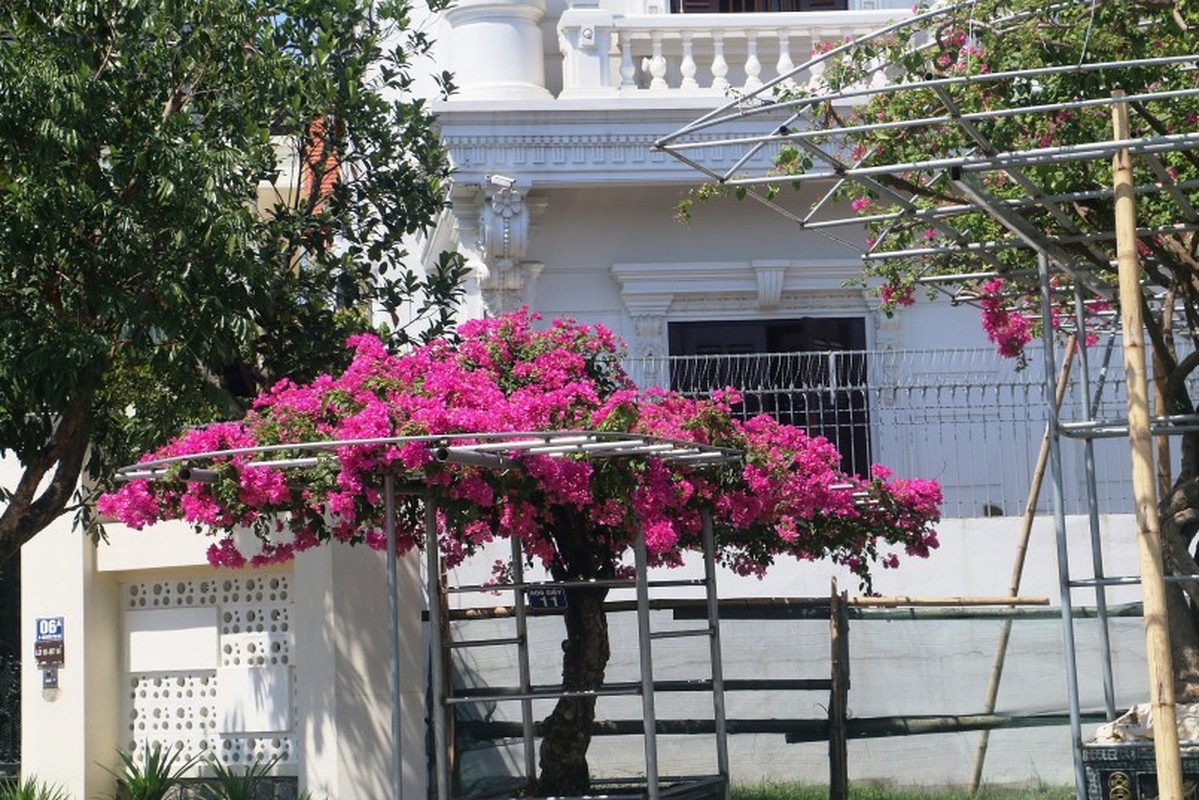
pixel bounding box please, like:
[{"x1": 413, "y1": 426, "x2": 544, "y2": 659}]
[{"x1": 558, "y1": 7, "x2": 912, "y2": 98}]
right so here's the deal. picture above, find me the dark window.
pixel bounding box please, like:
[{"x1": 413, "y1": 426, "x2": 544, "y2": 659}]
[
  {"x1": 671, "y1": 0, "x2": 846, "y2": 14},
  {"x1": 668, "y1": 318, "x2": 871, "y2": 476}
]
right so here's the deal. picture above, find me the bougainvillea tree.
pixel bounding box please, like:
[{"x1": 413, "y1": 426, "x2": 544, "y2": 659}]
[
  {"x1": 101, "y1": 309, "x2": 941, "y2": 794},
  {"x1": 769, "y1": 0, "x2": 1199, "y2": 696}
]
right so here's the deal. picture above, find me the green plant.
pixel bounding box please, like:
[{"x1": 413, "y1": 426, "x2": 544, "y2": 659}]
[
  {"x1": 0, "y1": 777, "x2": 71, "y2": 800},
  {"x1": 105, "y1": 745, "x2": 199, "y2": 800},
  {"x1": 196, "y1": 756, "x2": 279, "y2": 800}
]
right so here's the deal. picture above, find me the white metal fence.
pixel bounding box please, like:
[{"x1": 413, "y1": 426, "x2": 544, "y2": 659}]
[{"x1": 626, "y1": 344, "x2": 1142, "y2": 520}]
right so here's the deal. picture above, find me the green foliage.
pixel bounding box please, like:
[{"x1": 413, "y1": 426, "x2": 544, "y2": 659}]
[
  {"x1": 816, "y1": 0, "x2": 1198, "y2": 298},
  {"x1": 105, "y1": 746, "x2": 199, "y2": 800},
  {"x1": 0, "y1": 0, "x2": 466, "y2": 560},
  {"x1": 0, "y1": 777, "x2": 71, "y2": 800},
  {"x1": 195, "y1": 756, "x2": 279, "y2": 800}
]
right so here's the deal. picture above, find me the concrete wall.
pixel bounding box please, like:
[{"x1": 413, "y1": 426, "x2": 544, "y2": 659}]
[{"x1": 17, "y1": 505, "x2": 426, "y2": 800}]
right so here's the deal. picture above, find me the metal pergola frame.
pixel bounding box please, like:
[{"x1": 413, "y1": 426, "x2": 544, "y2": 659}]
[
  {"x1": 117, "y1": 430, "x2": 744, "y2": 800},
  {"x1": 655, "y1": 0, "x2": 1199, "y2": 796}
]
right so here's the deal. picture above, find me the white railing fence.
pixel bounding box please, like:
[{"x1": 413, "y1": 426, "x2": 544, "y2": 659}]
[{"x1": 558, "y1": 6, "x2": 912, "y2": 98}]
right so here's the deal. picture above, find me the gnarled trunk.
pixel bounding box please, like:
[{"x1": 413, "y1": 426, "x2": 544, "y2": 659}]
[
  {"x1": 1160, "y1": 471, "x2": 1199, "y2": 702},
  {"x1": 535, "y1": 583, "x2": 610, "y2": 795},
  {"x1": 533, "y1": 510, "x2": 614, "y2": 796}
]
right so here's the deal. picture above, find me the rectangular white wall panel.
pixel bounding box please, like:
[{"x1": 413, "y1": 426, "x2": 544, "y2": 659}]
[
  {"x1": 127, "y1": 607, "x2": 218, "y2": 673},
  {"x1": 216, "y1": 665, "x2": 291, "y2": 733}
]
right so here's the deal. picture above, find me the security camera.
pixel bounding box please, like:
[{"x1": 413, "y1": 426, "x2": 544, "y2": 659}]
[{"x1": 486, "y1": 174, "x2": 517, "y2": 190}]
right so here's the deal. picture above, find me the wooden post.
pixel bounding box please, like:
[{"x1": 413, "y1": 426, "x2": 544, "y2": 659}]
[
  {"x1": 1113, "y1": 89, "x2": 1184, "y2": 800},
  {"x1": 828, "y1": 580, "x2": 849, "y2": 800}
]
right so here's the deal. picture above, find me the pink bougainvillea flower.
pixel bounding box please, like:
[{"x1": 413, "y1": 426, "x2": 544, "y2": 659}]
[{"x1": 99, "y1": 309, "x2": 941, "y2": 590}]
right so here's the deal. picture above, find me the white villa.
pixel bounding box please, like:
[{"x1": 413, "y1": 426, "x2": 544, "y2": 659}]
[{"x1": 11, "y1": 2, "x2": 1158, "y2": 799}]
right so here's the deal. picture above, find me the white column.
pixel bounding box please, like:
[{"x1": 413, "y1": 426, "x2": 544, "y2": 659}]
[
  {"x1": 21, "y1": 518, "x2": 120, "y2": 800},
  {"x1": 294, "y1": 545, "x2": 426, "y2": 800},
  {"x1": 445, "y1": 0, "x2": 554, "y2": 100}
]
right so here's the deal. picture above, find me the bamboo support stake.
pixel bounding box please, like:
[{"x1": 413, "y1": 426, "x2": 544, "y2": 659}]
[
  {"x1": 1113, "y1": 90, "x2": 1183, "y2": 800},
  {"x1": 967, "y1": 337, "x2": 1076, "y2": 796}
]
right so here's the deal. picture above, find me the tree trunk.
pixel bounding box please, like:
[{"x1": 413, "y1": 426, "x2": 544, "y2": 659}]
[
  {"x1": 535, "y1": 583, "x2": 611, "y2": 795},
  {"x1": 1161, "y1": 470, "x2": 1199, "y2": 701},
  {"x1": 533, "y1": 509, "x2": 615, "y2": 796},
  {"x1": 0, "y1": 397, "x2": 93, "y2": 564}
]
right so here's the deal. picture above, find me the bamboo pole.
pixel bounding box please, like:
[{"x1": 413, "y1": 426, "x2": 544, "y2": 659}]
[
  {"x1": 1113, "y1": 90, "x2": 1183, "y2": 800},
  {"x1": 966, "y1": 337, "x2": 1076, "y2": 796}
]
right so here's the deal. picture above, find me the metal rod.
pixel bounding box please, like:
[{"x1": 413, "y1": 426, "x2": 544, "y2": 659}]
[
  {"x1": 447, "y1": 685, "x2": 645, "y2": 704},
  {"x1": 426, "y1": 502, "x2": 450, "y2": 800},
  {"x1": 510, "y1": 536, "x2": 536, "y2": 785},
  {"x1": 702, "y1": 510, "x2": 730, "y2": 800},
  {"x1": 443, "y1": 577, "x2": 707, "y2": 594},
  {"x1": 433, "y1": 446, "x2": 517, "y2": 470},
  {"x1": 967, "y1": 335, "x2": 1075, "y2": 796},
  {"x1": 176, "y1": 467, "x2": 217, "y2": 483},
  {"x1": 446, "y1": 678, "x2": 829, "y2": 701},
  {"x1": 1039, "y1": 252, "x2": 1088, "y2": 798},
  {"x1": 386, "y1": 475, "x2": 403, "y2": 800},
  {"x1": 634, "y1": 521, "x2": 660, "y2": 800},
  {"x1": 119, "y1": 430, "x2": 741, "y2": 473},
  {"x1": 1074, "y1": 282, "x2": 1119, "y2": 721},
  {"x1": 715, "y1": 131, "x2": 1199, "y2": 190},
  {"x1": 660, "y1": 49, "x2": 1199, "y2": 147},
  {"x1": 649, "y1": 628, "x2": 712, "y2": 641},
  {"x1": 444, "y1": 636, "x2": 524, "y2": 649}
]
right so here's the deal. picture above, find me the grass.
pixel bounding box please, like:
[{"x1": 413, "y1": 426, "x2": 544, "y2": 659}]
[{"x1": 731, "y1": 783, "x2": 1076, "y2": 800}]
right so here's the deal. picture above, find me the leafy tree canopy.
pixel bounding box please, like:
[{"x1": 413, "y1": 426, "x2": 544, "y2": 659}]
[{"x1": 0, "y1": 0, "x2": 465, "y2": 563}]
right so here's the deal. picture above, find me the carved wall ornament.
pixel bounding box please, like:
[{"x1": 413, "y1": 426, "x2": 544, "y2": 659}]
[{"x1": 479, "y1": 181, "x2": 529, "y2": 272}]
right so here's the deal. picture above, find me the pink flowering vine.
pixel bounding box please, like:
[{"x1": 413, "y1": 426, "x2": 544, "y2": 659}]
[{"x1": 99, "y1": 309, "x2": 941, "y2": 590}]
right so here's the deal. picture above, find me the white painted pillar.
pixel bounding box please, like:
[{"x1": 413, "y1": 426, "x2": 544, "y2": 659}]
[
  {"x1": 294, "y1": 544, "x2": 425, "y2": 800},
  {"x1": 445, "y1": 0, "x2": 554, "y2": 100},
  {"x1": 21, "y1": 520, "x2": 120, "y2": 799}
]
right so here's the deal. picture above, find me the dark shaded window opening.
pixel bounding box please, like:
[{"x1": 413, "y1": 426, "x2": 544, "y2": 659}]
[
  {"x1": 668, "y1": 317, "x2": 871, "y2": 476},
  {"x1": 671, "y1": 0, "x2": 847, "y2": 14}
]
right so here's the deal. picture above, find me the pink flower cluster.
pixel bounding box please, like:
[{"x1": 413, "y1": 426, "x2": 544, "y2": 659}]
[
  {"x1": 99, "y1": 309, "x2": 942, "y2": 589},
  {"x1": 978, "y1": 278, "x2": 1032, "y2": 358}
]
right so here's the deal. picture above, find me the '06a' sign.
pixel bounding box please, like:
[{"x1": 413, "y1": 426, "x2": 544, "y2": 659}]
[{"x1": 35, "y1": 617, "x2": 65, "y2": 667}]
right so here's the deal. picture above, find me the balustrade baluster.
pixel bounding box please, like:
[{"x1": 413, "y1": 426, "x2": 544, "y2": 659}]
[
  {"x1": 809, "y1": 32, "x2": 827, "y2": 90},
  {"x1": 649, "y1": 31, "x2": 667, "y2": 90},
  {"x1": 776, "y1": 30, "x2": 795, "y2": 88},
  {"x1": 710, "y1": 32, "x2": 729, "y2": 91},
  {"x1": 619, "y1": 30, "x2": 636, "y2": 89},
  {"x1": 743, "y1": 31, "x2": 762, "y2": 91},
  {"x1": 680, "y1": 31, "x2": 698, "y2": 90}
]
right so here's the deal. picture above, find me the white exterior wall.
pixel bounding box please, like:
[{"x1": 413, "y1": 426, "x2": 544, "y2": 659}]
[{"x1": 16, "y1": 503, "x2": 426, "y2": 800}]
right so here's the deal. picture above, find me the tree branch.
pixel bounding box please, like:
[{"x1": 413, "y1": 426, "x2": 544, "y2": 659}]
[{"x1": 0, "y1": 397, "x2": 93, "y2": 564}]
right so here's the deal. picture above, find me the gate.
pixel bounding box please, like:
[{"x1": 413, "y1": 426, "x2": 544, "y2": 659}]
[{"x1": 0, "y1": 654, "x2": 18, "y2": 780}]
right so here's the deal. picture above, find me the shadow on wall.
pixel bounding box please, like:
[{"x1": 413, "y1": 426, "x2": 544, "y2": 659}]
[{"x1": 296, "y1": 543, "x2": 429, "y2": 799}]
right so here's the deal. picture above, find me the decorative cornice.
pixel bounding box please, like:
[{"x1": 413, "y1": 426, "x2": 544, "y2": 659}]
[
  {"x1": 440, "y1": 123, "x2": 832, "y2": 185},
  {"x1": 611, "y1": 258, "x2": 873, "y2": 359}
]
